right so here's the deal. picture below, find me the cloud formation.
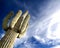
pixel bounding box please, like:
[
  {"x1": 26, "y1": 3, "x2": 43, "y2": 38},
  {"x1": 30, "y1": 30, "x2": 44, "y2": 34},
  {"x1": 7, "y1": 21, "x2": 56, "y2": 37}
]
[{"x1": 1, "y1": 0, "x2": 60, "y2": 48}]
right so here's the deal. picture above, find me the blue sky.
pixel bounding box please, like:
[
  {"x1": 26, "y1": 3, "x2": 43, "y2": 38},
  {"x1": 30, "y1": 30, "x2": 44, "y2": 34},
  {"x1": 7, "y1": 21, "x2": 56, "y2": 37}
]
[{"x1": 0, "y1": 0, "x2": 60, "y2": 48}]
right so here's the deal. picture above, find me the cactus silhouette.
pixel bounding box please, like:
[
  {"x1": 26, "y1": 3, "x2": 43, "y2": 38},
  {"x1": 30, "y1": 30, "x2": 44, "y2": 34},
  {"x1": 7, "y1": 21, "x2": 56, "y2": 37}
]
[{"x1": 0, "y1": 10, "x2": 30, "y2": 48}]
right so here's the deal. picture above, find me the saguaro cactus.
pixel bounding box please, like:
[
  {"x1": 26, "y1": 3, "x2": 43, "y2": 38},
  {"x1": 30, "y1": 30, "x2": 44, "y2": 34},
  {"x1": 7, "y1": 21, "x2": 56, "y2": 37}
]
[{"x1": 0, "y1": 10, "x2": 30, "y2": 48}]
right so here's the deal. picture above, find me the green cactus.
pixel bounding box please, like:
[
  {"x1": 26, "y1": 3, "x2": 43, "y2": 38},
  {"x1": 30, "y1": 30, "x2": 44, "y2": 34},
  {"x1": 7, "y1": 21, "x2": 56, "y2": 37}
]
[{"x1": 0, "y1": 10, "x2": 30, "y2": 48}]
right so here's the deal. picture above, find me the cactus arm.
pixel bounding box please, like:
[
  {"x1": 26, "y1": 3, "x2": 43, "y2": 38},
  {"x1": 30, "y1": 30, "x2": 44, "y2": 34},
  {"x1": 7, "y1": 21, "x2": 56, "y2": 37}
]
[
  {"x1": 18, "y1": 14, "x2": 30, "y2": 38},
  {"x1": 2, "y1": 11, "x2": 14, "y2": 31},
  {"x1": 10, "y1": 10, "x2": 22, "y2": 29},
  {"x1": 17, "y1": 24, "x2": 28, "y2": 38},
  {"x1": 19, "y1": 14, "x2": 30, "y2": 33},
  {"x1": 22, "y1": 11, "x2": 28, "y2": 19},
  {"x1": 18, "y1": 11, "x2": 29, "y2": 31}
]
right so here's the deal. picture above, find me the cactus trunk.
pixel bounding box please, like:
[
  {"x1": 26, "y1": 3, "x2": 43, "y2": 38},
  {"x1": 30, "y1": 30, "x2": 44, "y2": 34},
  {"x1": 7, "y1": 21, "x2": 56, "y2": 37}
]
[{"x1": 0, "y1": 29, "x2": 19, "y2": 48}]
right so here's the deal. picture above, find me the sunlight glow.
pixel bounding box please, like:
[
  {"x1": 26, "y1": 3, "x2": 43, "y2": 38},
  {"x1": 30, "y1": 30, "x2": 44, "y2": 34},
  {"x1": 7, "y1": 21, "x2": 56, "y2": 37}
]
[{"x1": 47, "y1": 10, "x2": 60, "y2": 39}]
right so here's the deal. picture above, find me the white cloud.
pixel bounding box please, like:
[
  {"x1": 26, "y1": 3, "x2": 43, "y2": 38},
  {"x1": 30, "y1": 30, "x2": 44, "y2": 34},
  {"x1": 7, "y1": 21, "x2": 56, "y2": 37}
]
[
  {"x1": 46, "y1": 10, "x2": 60, "y2": 40},
  {"x1": 51, "y1": 45, "x2": 60, "y2": 48}
]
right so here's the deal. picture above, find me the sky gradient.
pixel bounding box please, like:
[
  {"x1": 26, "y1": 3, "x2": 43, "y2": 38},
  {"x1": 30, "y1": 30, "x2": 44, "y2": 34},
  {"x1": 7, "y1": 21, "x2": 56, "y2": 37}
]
[{"x1": 0, "y1": 0, "x2": 60, "y2": 48}]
